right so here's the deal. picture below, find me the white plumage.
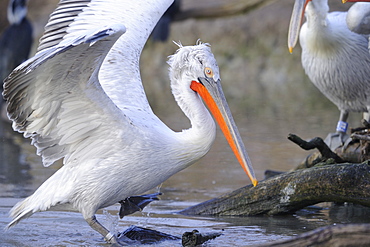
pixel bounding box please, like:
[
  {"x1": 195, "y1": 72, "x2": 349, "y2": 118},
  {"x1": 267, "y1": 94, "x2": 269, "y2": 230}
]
[
  {"x1": 4, "y1": 0, "x2": 257, "y2": 244},
  {"x1": 288, "y1": 0, "x2": 370, "y2": 149}
]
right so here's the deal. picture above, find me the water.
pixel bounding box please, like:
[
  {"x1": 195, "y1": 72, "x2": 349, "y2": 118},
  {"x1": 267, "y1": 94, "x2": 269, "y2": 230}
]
[{"x1": 1, "y1": 100, "x2": 369, "y2": 246}]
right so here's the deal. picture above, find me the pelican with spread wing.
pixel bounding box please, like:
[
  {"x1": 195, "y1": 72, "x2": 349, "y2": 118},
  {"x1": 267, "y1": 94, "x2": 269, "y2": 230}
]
[{"x1": 4, "y1": 0, "x2": 257, "y2": 244}]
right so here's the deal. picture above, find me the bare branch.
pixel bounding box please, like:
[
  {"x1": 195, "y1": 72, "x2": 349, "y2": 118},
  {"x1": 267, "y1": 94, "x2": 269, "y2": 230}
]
[{"x1": 174, "y1": 0, "x2": 277, "y2": 21}]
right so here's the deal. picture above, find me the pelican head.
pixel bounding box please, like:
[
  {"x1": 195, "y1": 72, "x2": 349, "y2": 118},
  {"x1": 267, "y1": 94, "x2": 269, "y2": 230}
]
[
  {"x1": 168, "y1": 42, "x2": 258, "y2": 187},
  {"x1": 168, "y1": 42, "x2": 220, "y2": 82},
  {"x1": 288, "y1": 0, "x2": 330, "y2": 53}
]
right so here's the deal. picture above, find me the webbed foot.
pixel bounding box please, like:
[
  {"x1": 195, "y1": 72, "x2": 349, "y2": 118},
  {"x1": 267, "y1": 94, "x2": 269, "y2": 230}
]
[
  {"x1": 118, "y1": 192, "x2": 161, "y2": 218},
  {"x1": 324, "y1": 131, "x2": 350, "y2": 151},
  {"x1": 324, "y1": 120, "x2": 350, "y2": 150}
]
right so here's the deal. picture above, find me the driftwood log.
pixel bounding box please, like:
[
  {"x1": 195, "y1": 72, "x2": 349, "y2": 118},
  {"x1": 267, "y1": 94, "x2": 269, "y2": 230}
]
[{"x1": 180, "y1": 162, "x2": 370, "y2": 216}]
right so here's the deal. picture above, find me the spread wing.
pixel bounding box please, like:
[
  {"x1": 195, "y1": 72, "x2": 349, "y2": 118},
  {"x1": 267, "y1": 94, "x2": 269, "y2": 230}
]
[{"x1": 3, "y1": 0, "x2": 173, "y2": 167}]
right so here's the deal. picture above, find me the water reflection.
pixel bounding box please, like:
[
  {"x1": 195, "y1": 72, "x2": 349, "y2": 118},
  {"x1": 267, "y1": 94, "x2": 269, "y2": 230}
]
[
  {"x1": 329, "y1": 203, "x2": 370, "y2": 224},
  {"x1": 0, "y1": 119, "x2": 32, "y2": 197}
]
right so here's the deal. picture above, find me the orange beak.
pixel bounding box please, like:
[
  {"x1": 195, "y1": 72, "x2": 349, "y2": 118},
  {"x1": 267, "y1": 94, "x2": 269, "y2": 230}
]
[
  {"x1": 191, "y1": 78, "x2": 258, "y2": 187},
  {"x1": 288, "y1": 0, "x2": 311, "y2": 53}
]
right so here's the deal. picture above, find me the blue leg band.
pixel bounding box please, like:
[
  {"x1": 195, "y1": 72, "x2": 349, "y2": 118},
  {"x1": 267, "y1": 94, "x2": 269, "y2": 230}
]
[{"x1": 336, "y1": 121, "x2": 348, "y2": 133}]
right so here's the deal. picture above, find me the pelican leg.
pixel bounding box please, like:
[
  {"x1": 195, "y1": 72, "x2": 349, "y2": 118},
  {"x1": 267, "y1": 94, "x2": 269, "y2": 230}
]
[
  {"x1": 324, "y1": 110, "x2": 350, "y2": 150},
  {"x1": 86, "y1": 215, "x2": 117, "y2": 244},
  {"x1": 363, "y1": 112, "x2": 370, "y2": 123},
  {"x1": 363, "y1": 106, "x2": 370, "y2": 123}
]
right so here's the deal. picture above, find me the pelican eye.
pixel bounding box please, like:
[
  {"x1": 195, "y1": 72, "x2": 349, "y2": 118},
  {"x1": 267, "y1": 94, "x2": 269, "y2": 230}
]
[{"x1": 204, "y1": 67, "x2": 213, "y2": 78}]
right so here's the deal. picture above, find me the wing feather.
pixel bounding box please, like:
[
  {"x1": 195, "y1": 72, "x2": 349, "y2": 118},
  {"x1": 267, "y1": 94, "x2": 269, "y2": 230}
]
[
  {"x1": 4, "y1": 24, "x2": 126, "y2": 167},
  {"x1": 3, "y1": 0, "x2": 173, "y2": 168},
  {"x1": 38, "y1": 0, "x2": 91, "y2": 51}
]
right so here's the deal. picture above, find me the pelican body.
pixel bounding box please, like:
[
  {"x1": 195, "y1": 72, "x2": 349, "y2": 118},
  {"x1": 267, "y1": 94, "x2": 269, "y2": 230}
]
[
  {"x1": 3, "y1": 0, "x2": 257, "y2": 244},
  {"x1": 288, "y1": 0, "x2": 370, "y2": 148}
]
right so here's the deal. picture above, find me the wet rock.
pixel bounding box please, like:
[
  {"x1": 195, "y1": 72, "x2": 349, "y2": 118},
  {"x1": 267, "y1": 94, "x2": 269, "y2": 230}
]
[
  {"x1": 182, "y1": 229, "x2": 222, "y2": 247},
  {"x1": 117, "y1": 225, "x2": 180, "y2": 245}
]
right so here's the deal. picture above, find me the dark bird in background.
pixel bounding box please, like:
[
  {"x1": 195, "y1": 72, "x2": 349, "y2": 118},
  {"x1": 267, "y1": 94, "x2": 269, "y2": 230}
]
[
  {"x1": 0, "y1": 0, "x2": 33, "y2": 90},
  {"x1": 151, "y1": 0, "x2": 181, "y2": 42},
  {"x1": 0, "y1": 0, "x2": 33, "y2": 196}
]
